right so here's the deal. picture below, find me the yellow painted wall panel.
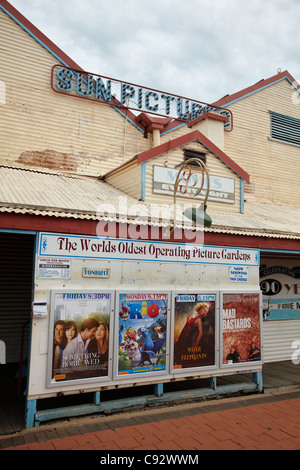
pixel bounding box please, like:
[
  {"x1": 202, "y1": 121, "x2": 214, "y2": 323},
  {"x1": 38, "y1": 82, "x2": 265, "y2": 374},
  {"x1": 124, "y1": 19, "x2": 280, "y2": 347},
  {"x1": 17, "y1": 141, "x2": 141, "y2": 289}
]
[
  {"x1": 105, "y1": 161, "x2": 141, "y2": 200},
  {"x1": 0, "y1": 10, "x2": 150, "y2": 177},
  {"x1": 223, "y1": 80, "x2": 300, "y2": 207}
]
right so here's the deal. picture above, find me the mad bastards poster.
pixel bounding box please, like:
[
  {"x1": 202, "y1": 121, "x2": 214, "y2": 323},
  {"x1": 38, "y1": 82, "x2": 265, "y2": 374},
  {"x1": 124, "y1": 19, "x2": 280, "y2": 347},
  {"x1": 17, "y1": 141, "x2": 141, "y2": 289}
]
[
  {"x1": 222, "y1": 292, "x2": 262, "y2": 366},
  {"x1": 48, "y1": 290, "x2": 113, "y2": 385},
  {"x1": 117, "y1": 292, "x2": 169, "y2": 377},
  {"x1": 173, "y1": 294, "x2": 216, "y2": 371}
]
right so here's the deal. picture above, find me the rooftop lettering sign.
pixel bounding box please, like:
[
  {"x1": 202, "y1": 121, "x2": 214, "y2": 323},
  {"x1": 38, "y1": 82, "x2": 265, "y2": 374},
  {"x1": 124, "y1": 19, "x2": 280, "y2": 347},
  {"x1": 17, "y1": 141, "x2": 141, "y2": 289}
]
[{"x1": 51, "y1": 65, "x2": 232, "y2": 129}]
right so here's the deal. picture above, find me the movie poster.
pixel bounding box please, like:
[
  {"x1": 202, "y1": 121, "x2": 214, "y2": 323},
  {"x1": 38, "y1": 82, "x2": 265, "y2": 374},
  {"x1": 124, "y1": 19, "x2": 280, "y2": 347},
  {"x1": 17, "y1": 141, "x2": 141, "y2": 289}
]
[
  {"x1": 222, "y1": 292, "x2": 262, "y2": 366},
  {"x1": 117, "y1": 292, "x2": 168, "y2": 377},
  {"x1": 49, "y1": 290, "x2": 113, "y2": 385},
  {"x1": 173, "y1": 293, "x2": 216, "y2": 371}
]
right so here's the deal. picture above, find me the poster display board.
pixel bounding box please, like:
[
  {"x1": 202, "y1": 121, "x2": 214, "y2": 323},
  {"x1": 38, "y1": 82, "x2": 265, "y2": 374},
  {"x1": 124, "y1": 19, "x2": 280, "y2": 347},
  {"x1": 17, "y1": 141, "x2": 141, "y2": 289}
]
[
  {"x1": 221, "y1": 291, "x2": 262, "y2": 368},
  {"x1": 171, "y1": 292, "x2": 218, "y2": 373},
  {"x1": 115, "y1": 291, "x2": 170, "y2": 379},
  {"x1": 47, "y1": 290, "x2": 114, "y2": 387},
  {"x1": 46, "y1": 288, "x2": 263, "y2": 390}
]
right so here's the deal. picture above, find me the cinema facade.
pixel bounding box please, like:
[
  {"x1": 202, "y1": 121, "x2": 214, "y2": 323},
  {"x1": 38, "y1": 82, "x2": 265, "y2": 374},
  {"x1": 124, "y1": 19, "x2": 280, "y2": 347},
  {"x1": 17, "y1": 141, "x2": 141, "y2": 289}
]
[{"x1": 0, "y1": 0, "x2": 299, "y2": 428}]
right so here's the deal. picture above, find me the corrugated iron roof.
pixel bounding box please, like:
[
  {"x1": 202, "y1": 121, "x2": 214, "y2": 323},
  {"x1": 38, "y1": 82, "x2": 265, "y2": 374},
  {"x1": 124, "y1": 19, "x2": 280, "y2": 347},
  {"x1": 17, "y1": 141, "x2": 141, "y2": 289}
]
[
  {"x1": 0, "y1": 165, "x2": 149, "y2": 216},
  {"x1": 0, "y1": 165, "x2": 299, "y2": 240},
  {"x1": 205, "y1": 203, "x2": 300, "y2": 238}
]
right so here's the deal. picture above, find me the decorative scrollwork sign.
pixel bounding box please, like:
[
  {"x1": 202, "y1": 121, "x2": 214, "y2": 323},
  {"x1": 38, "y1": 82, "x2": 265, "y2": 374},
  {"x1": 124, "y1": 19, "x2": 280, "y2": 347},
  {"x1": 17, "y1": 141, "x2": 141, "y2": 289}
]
[{"x1": 172, "y1": 157, "x2": 211, "y2": 231}]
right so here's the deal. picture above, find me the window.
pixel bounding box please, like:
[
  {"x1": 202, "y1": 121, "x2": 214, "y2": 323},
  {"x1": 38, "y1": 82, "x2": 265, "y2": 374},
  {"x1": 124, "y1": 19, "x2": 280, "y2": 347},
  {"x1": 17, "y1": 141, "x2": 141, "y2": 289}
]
[
  {"x1": 183, "y1": 149, "x2": 206, "y2": 165},
  {"x1": 270, "y1": 111, "x2": 300, "y2": 147},
  {"x1": 175, "y1": 149, "x2": 207, "y2": 169}
]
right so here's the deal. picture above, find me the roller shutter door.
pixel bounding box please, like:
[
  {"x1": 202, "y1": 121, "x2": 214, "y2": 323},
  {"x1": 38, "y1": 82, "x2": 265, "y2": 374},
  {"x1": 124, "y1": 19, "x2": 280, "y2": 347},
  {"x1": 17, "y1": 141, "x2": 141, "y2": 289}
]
[
  {"x1": 262, "y1": 319, "x2": 300, "y2": 362},
  {"x1": 0, "y1": 232, "x2": 35, "y2": 363}
]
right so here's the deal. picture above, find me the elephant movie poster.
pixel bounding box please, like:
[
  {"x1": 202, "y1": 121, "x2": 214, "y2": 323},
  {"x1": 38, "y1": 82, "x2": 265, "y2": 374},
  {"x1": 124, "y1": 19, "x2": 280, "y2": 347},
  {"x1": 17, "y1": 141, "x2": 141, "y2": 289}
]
[
  {"x1": 173, "y1": 294, "x2": 216, "y2": 370},
  {"x1": 117, "y1": 292, "x2": 168, "y2": 376},
  {"x1": 222, "y1": 292, "x2": 262, "y2": 366},
  {"x1": 49, "y1": 291, "x2": 112, "y2": 384}
]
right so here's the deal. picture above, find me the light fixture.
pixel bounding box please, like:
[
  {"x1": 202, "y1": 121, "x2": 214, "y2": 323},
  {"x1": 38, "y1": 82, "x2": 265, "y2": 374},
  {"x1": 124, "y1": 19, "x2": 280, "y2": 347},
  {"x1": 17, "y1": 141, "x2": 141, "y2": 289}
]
[
  {"x1": 183, "y1": 203, "x2": 212, "y2": 227},
  {"x1": 173, "y1": 157, "x2": 212, "y2": 229}
]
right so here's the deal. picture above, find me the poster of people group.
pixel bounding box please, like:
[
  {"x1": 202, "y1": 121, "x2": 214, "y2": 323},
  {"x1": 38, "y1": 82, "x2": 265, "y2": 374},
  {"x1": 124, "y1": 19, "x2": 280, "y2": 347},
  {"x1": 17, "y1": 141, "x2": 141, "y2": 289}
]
[
  {"x1": 221, "y1": 291, "x2": 262, "y2": 367},
  {"x1": 48, "y1": 290, "x2": 113, "y2": 386},
  {"x1": 116, "y1": 291, "x2": 169, "y2": 378},
  {"x1": 172, "y1": 293, "x2": 217, "y2": 372}
]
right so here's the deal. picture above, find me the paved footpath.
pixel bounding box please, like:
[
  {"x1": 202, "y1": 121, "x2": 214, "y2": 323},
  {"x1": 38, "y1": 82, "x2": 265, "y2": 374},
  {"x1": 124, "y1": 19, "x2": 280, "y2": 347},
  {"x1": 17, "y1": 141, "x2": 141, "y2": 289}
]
[{"x1": 1, "y1": 389, "x2": 300, "y2": 451}]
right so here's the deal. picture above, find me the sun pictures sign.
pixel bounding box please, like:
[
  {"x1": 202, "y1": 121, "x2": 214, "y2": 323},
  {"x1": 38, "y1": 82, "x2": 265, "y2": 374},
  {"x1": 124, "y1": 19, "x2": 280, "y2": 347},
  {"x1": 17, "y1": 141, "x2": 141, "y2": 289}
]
[{"x1": 51, "y1": 65, "x2": 232, "y2": 128}]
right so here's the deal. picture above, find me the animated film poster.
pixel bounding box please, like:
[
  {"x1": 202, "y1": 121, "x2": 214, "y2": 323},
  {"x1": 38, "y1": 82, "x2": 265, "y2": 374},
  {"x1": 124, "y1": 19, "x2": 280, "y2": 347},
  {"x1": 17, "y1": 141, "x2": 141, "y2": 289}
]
[
  {"x1": 222, "y1": 292, "x2": 262, "y2": 366},
  {"x1": 50, "y1": 291, "x2": 112, "y2": 384},
  {"x1": 118, "y1": 292, "x2": 168, "y2": 376},
  {"x1": 173, "y1": 294, "x2": 216, "y2": 370}
]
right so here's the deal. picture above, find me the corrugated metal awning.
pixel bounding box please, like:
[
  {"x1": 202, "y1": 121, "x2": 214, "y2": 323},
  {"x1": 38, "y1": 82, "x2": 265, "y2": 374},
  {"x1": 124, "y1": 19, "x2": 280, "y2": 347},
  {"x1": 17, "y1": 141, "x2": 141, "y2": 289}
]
[{"x1": 0, "y1": 165, "x2": 299, "y2": 240}]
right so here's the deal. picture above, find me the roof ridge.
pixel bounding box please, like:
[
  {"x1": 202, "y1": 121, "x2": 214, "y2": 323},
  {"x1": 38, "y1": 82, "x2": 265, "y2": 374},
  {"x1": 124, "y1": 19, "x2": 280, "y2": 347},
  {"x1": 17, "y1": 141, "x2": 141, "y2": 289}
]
[
  {"x1": 136, "y1": 129, "x2": 250, "y2": 183},
  {"x1": 212, "y1": 70, "x2": 299, "y2": 107}
]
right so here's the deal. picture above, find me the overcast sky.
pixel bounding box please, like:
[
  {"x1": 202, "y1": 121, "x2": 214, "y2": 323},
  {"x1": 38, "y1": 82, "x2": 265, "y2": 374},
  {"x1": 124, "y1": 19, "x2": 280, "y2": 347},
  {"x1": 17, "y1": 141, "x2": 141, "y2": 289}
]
[{"x1": 8, "y1": 0, "x2": 300, "y2": 103}]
